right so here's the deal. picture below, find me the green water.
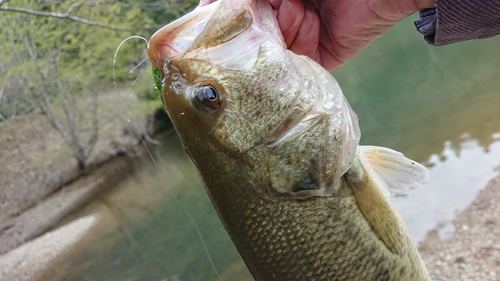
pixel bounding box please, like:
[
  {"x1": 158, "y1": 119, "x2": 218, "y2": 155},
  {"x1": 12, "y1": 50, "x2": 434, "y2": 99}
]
[
  {"x1": 36, "y1": 16, "x2": 500, "y2": 281},
  {"x1": 37, "y1": 136, "x2": 252, "y2": 281},
  {"x1": 337, "y1": 19, "x2": 500, "y2": 160}
]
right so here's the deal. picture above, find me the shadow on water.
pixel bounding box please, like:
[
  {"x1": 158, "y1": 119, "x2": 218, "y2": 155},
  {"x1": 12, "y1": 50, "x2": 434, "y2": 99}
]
[{"x1": 36, "y1": 15, "x2": 499, "y2": 280}]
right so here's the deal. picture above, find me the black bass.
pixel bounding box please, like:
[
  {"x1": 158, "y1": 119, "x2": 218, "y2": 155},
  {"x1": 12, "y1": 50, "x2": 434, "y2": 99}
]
[{"x1": 148, "y1": 0, "x2": 436, "y2": 280}]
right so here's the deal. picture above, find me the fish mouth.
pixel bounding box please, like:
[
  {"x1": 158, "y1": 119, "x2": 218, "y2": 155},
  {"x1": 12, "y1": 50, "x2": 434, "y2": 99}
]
[{"x1": 262, "y1": 109, "x2": 324, "y2": 146}]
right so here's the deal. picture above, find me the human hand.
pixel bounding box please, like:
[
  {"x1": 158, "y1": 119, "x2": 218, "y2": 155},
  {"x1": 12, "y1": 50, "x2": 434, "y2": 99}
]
[
  {"x1": 198, "y1": 0, "x2": 435, "y2": 71},
  {"x1": 270, "y1": 0, "x2": 435, "y2": 70}
]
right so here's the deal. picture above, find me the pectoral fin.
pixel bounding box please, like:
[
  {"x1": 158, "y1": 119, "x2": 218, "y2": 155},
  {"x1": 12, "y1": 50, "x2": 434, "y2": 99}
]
[
  {"x1": 345, "y1": 146, "x2": 430, "y2": 254},
  {"x1": 345, "y1": 166, "x2": 404, "y2": 255},
  {"x1": 362, "y1": 146, "x2": 430, "y2": 196}
]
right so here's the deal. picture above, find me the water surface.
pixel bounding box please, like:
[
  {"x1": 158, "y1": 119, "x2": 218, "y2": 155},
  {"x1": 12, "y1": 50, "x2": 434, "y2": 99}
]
[{"x1": 334, "y1": 16, "x2": 500, "y2": 244}]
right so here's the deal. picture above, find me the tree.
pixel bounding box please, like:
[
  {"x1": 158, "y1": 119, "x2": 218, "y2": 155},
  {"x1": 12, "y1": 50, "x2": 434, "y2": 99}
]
[{"x1": 0, "y1": 0, "x2": 198, "y2": 171}]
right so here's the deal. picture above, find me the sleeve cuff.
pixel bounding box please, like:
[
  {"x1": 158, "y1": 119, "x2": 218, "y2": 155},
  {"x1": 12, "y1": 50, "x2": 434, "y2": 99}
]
[{"x1": 414, "y1": 8, "x2": 438, "y2": 45}]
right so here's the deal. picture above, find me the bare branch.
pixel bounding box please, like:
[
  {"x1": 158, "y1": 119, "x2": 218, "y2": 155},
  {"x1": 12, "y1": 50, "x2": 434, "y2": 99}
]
[{"x1": 0, "y1": 3, "x2": 164, "y2": 31}]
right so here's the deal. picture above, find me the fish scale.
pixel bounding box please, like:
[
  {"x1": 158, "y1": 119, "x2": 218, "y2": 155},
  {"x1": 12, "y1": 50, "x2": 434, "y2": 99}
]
[
  {"x1": 148, "y1": 0, "x2": 438, "y2": 280},
  {"x1": 209, "y1": 175, "x2": 422, "y2": 280}
]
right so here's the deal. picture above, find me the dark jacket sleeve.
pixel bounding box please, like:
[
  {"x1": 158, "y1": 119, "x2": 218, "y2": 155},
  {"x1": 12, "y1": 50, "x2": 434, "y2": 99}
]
[{"x1": 414, "y1": 0, "x2": 500, "y2": 46}]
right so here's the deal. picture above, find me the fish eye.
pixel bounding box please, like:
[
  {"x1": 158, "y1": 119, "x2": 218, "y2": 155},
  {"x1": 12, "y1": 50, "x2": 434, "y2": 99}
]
[{"x1": 193, "y1": 84, "x2": 221, "y2": 112}]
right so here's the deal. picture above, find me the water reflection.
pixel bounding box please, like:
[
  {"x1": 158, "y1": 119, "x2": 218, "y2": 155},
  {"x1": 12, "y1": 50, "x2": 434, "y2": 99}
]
[
  {"x1": 334, "y1": 15, "x2": 500, "y2": 243},
  {"x1": 392, "y1": 134, "x2": 500, "y2": 244}
]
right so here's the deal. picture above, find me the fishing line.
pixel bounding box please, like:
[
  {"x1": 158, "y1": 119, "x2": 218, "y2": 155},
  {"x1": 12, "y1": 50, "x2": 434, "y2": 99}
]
[
  {"x1": 128, "y1": 57, "x2": 151, "y2": 86},
  {"x1": 128, "y1": 56, "x2": 149, "y2": 75},
  {"x1": 113, "y1": 35, "x2": 224, "y2": 281}
]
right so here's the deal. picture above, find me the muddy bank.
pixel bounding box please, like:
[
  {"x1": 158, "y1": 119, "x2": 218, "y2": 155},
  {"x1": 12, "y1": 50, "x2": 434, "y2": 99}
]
[
  {"x1": 0, "y1": 130, "x2": 173, "y2": 255},
  {"x1": 0, "y1": 215, "x2": 99, "y2": 281},
  {"x1": 0, "y1": 90, "x2": 164, "y2": 215},
  {"x1": 419, "y1": 169, "x2": 500, "y2": 281},
  {"x1": 0, "y1": 89, "x2": 171, "y2": 255}
]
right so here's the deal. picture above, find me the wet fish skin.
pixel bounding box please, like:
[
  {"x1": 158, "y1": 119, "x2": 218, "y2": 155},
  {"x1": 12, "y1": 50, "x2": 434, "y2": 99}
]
[
  {"x1": 205, "y1": 169, "x2": 425, "y2": 280},
  {"x1": 148, "y1": 0, "x2": 433, "y2": 280}
]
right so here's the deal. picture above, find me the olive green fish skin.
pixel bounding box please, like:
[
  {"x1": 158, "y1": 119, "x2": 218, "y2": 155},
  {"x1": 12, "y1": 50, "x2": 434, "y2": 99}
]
[
  {"x1": 212, "y1": 175, "x2": 425, "y2": 281},
  {"x1": 160, "y1": 57, "x2": 430, "y2": 281},
  {"x1": 149, "y1": 0, "x2": 432, "y2": 279}
]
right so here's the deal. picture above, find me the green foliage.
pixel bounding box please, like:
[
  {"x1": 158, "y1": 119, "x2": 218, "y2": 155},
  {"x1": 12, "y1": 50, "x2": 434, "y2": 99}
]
[
  {"x1": 151, "y1": 66, "x2": 165, "y2": 106},
  {"x1": 121, "y1": 0, "x2": 199, "y2": 24},
  {"x1": 0, "y1": 0, "x2": 197, "y2": 118},
  {"x1": 137, "y1": 88, "x2": 159, "y2": 100},
  {"x1": 0, "y1": 0, "x2": 195, "y2": 167}
]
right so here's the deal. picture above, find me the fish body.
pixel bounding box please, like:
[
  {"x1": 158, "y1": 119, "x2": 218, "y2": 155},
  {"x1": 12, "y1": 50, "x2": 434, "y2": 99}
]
[{"x1": 148, "y1": 0, "x2": 433, "y2": 280}]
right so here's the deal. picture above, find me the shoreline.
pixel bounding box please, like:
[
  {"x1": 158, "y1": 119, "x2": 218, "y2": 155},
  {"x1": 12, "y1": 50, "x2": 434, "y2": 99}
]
[
  {"x1": 0, "y1": 122, "x2": 173, "y2": 256},
  {"x1": 419, "y1": 169, "x2": 500, "y2": 280}
]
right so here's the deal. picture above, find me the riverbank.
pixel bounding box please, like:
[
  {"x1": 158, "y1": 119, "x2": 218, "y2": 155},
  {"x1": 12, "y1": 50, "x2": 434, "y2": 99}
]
[
  {"x1": 0, "y1": 88, "x2": 168, "y2": 255},
  {"x1": 419, "y1": 168, "x2": 500, "y2": 281},
  {"x1": 0, "y1": 130, "x2": 177, "y2": 281}
]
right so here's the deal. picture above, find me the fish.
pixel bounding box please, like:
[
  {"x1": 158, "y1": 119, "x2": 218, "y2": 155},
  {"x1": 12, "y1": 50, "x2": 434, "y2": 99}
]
[{"x1": 148, "y1": 0, "x2": 439, "y2": 280}]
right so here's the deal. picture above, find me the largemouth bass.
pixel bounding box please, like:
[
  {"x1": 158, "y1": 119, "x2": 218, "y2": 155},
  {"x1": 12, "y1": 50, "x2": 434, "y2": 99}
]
[{"x1": 148, "y1": 0, "x2": 436, "y2": 280}]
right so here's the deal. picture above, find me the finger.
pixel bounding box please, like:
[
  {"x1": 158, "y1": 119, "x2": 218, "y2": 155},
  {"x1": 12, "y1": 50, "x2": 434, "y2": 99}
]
[
  {"x1": 289, "y1": 9, "x2": 320, "y2": 60},
  {"x1": 276, "y1": 0, "x2": 305, "y2": 47},
  {"x1": 321, "y1": 26, "x2": 387, "y2": 71},
  {"x1": 318, "y1": 45, "x2": 343, "y2": 71},
  {"x1": 314, "y1": 23, "x2": 342, "y2": 71},
  {"x1": 317, "y1": 25, "x2": 350, "y2": 71},
  {"x1": 319, "y1": 38, "x2": 363, "y2": 71}
]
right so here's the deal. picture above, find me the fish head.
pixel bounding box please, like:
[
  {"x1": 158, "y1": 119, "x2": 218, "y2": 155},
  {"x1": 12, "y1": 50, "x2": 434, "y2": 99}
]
[{"x1": 148, "y1": 0, "x2": 360, "y2": 198}]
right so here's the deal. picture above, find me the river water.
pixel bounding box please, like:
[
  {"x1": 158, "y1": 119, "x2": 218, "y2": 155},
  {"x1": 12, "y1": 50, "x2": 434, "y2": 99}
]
[{"x1": 36, "y1": 16, "x2": 500, "y2": 281}]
